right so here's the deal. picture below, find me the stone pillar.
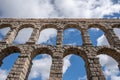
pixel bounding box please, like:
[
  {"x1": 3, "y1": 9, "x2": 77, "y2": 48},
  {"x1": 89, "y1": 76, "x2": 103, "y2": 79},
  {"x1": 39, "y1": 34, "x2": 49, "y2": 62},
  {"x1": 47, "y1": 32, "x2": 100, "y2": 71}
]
[
  {"x1": 26, "y1": 28, "x2": 40, "y2": 44},
  {"x1": 105, "y1": 28, "x2": 120, "y2": 46},
  {"x1": 49, "y1": 48, "x2": 63, "y2": 80},
  {"x1": 6, "y1": 54, "x2": 32, "y2": 80},
  {"x1": 81, "y1": 29, "x2": 92, "y2": 46},
  {"x1": 0, "y1": 27, "x2": 18, "y2": 44},
  {"x1": 56, "y1": 28, "x2": 63, "y2": 46},
  {"x1": 86, "y1": 54, "x2": 105, "y2": 80}
]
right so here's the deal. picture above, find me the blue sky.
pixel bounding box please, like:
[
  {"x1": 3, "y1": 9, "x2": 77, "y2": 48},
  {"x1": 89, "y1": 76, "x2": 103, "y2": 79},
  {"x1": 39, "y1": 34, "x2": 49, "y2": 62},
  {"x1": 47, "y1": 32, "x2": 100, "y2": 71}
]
[{"x1": 0, "y1": 0, "x2": 120, "y2": 80}]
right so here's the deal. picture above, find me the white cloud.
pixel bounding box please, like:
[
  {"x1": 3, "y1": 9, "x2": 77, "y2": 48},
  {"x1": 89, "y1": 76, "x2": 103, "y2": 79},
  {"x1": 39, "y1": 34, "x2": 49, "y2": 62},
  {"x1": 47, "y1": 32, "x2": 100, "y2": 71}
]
[
  {"x1": 97, "y1": 54, "x2": 118, "y2": 69},
  {"x1": 89, "y1": 28, "x2": 100, "y2": 31},
  {"x1": 0, "y1": 0, "x2": 120, "y2": 18},
  {"x1": 67, "y1": 29, "x2": 76, "y2": 32},
  {"x1": 78, "y1": 75, "x2": 87, "y2": 80},
  {"x1": 54, "y1": 0, "x2": 120, "y2": 18},
  {"x1": 0, "y1": 27, "x2": 10, "y2": 41},
  {"x1": 0, "y1": 0, "x2": 57, "y2": 18},
  {"x1": 63, "y1": 55, "x2": 71, "y2": 74},
  {"x1": 114, "y1": 28, "x2": 120, "y2": 39},
  {"x1": 97, "y1": 34, "x2": 109, "y2": 46},
  {"x1": 14, "y1": 28, "x2": 33, "y2": 44},
  {"x1": 64, "y1": 43, "x2": 78, "y2": 46},
  {"x1": 38, "y1": 28, "x2": 57, "y2": 44},
  {"x1": 0, "y1": 69, "x2": 8, "y2": 80},
  {"x1": 97, "y1": 54, "x2": 120, "y2": 80},
  {"x1": 111, "y1": 75, "x2": 120, "y2": 80},
  {"x1": 28, "y1": 55, "x2": 52, "y2": 80}
]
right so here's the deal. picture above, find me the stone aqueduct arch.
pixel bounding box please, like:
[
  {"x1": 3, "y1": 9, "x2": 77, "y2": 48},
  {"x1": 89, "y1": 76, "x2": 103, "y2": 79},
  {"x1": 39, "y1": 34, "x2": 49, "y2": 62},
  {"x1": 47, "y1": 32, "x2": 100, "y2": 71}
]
[{"x1": 0, "y1": 18, "x2": 120, "y2": 80}]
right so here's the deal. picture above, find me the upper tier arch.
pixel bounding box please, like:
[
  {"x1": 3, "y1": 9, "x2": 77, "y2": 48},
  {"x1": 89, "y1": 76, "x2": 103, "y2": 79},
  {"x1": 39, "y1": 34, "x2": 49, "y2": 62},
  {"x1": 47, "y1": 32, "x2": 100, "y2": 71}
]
[
  {"x1": 18, "y1": 23, "x2": 35, "y2": 31},
  {"x1": 63, "y1": 23, "x2": 82, "y2": 31},
  {"x1": 87, "y1": 23, "x2": 107, "y2": 32}
]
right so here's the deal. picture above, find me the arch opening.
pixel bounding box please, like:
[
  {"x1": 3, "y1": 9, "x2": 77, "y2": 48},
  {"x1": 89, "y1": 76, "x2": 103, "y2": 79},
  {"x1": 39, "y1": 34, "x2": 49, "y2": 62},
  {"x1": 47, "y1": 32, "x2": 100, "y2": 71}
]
[
  {"x1": 96, "y1": 48, "x2": 120, "y2": 80},
  {"x1": 88, "y1": 28, "x2": 109, "y2": 46},
  {"x1": 63, "y1": 28, "x2": 82, "y2": 46},
  {"x1": 28, "y1": 54, "x2": 52, "y2": 80},
  {"x1": 63, "y1": 54, "x2": 87, "y2": 80},
  {"x1": 14, "y1": 28, "x2": 33, "y2": 44},
  {"x1": 97, "y1": 54, "x2": 120, "y2": 80},
  {"x1": 0, "y1": 53, "x2": 20, "y2": 80},
  {"x1": 37, "y1": 28, "x2": 57, "y2": 45},
  {"x1": 18, "y1": 24, "x2": 35, "y2": 30}
]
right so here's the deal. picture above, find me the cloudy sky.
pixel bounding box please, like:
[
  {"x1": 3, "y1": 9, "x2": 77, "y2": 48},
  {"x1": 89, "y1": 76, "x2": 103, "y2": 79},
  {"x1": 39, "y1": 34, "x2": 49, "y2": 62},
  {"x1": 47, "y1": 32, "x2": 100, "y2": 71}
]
[{"x1": 0, "y1": 0, "x2": 120, "y2": 80}]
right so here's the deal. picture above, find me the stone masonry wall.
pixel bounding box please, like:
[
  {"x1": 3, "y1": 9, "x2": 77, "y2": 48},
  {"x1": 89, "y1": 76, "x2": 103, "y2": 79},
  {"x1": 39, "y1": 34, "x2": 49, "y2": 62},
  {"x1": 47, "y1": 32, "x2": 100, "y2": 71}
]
[{"x1": 0, "y1": 18, "x2": 120, "y2": 80}]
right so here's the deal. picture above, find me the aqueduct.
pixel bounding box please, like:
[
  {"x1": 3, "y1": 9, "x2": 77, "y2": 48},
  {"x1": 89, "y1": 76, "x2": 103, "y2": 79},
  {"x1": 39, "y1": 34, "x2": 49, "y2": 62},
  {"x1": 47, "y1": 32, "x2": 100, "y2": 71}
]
[{"x1": 0, "y1": 18, "x2": 120, "y2": 80}]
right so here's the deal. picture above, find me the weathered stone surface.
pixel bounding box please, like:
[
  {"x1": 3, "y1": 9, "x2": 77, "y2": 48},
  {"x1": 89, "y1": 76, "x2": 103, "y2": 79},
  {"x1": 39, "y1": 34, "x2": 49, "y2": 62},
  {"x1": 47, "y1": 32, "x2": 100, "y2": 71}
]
[{"x1": 0, "y1": 18, "x2": 120, "y2": 80}]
